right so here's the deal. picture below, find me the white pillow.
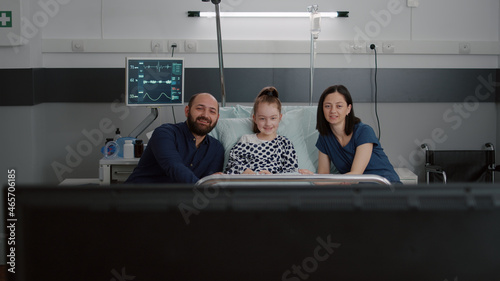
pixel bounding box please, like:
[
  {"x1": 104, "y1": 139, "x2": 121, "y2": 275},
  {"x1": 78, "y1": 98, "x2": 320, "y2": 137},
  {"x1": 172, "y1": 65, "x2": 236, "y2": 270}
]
[
  {"x1": 210, "y1": 107, "x2": 318, "y2": 173},
  {"x1": 210, "y1": 117, "x2": 253, "y2": 169},
  {"x1": 218, "y1": 106, "x2": 241, "y2": 119},
  {"x1": 278, "y1": 108, "x2": 317, "y2": 172}
]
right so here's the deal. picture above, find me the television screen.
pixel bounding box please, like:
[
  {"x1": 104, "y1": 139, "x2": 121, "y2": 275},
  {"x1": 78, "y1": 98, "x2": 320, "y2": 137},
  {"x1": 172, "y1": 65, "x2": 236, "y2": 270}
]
[
  {"x1": 9, "y1": 184, "x2": 500, "y2": 281},
  {"x1": 125, "y1": 57, "x2": 184, "y2": 107}
]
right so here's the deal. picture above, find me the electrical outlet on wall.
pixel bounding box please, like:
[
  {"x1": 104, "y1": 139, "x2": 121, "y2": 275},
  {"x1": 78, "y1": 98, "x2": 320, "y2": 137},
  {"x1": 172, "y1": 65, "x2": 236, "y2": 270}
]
[
  {"x1": 151, "y1": 40, "x2": 163, "y2": 52},
  {"x1": 407, "y1": 0, "x2": 419, "y2": 8},
  {"x1": 72, "y1": 40, "x2": 84, "y2": 52},
  {"x1": 168, "y1": 40, "x2": 183, "y2": 53},
  {"x1": 367, "y1": 43, "x2": 379, "y2": 53},
  {"x1": 185, "y1": 40, "x2": 198, "y2": 53},
  {"x1": 382, "y1": 42, "x2": 395, "y2": 53},
  {"x1": 350, "y1": 43, "x2": 366, "y2": 53},
  {"x1": 459, "y1": 42, "x2": 471, "y2": 54}
]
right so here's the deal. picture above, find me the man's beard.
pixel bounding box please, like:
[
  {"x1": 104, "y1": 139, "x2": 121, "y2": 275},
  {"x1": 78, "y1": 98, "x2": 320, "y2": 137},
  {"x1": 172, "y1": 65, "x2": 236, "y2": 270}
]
[{"x1": 186, "y1": 113, "x2": 217, "y2": 136}]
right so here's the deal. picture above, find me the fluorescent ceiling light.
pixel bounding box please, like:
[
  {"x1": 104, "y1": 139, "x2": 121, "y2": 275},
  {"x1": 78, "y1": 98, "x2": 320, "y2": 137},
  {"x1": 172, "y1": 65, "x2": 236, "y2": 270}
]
[{"x1": 188, "y1": 11, "x2": 349, "y2": 18}]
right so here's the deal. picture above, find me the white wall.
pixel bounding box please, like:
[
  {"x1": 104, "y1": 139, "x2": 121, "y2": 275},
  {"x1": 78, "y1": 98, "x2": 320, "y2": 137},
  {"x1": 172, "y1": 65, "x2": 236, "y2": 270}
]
[
  {"x1": 3, "y1": 0, "x2": 499, "y2": 69},
  {"x1": 38, "y1": 0, "x2": 499, "y2": 41}
]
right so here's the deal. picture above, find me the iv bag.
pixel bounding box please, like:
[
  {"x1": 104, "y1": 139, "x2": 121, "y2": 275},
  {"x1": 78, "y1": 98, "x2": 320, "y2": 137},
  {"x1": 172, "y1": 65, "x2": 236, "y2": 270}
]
[{"x1": 310, "y1": 12, "x2": 321, "y2": 39}]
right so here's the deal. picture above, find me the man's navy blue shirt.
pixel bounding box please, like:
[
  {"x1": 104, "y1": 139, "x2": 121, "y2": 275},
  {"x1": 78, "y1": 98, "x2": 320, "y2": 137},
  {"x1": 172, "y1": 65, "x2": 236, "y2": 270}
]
[{"x1": 126, "y1": 122, "x2": 224, "y2": 183}]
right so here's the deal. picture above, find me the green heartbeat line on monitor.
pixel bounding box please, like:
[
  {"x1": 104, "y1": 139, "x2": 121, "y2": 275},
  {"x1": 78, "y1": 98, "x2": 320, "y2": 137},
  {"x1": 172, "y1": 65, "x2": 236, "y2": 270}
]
[{"x1": 143, "y1": 92, "x2": 180, "y2": 101}]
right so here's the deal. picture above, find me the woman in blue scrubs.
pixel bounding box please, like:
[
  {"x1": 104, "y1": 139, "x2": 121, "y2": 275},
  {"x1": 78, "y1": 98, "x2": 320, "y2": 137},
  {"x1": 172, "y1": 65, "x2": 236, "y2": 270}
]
[{"x1": 315, "y1": 85, "x2": 401, "y2": 184}]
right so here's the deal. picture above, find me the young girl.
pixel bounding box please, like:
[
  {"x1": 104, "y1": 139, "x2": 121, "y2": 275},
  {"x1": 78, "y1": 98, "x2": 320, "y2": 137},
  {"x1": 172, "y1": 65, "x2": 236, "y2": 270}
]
[{"x1": 225, "y1": 87, "x2": 299, "y2": 174}]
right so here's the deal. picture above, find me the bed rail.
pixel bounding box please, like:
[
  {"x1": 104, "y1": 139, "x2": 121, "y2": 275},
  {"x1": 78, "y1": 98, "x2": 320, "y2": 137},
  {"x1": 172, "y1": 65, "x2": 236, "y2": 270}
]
[{"x1": 196, "y1": 174, "x2": 391, "y2": 186}]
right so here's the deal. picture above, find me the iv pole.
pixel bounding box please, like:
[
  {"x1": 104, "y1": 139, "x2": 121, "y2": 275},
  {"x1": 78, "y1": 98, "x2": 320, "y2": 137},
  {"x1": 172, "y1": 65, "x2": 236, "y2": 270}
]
[
  {"x1": 308, "y1": 5, "x2": 320, "y2": 106},
  {"x1": 204, "y1": 0, "x2": 227, "y2": 107}
]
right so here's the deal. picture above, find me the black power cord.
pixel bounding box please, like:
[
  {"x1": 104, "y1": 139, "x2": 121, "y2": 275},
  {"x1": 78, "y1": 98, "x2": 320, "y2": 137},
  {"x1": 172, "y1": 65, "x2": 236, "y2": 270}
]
[
  {"x1": 171, "y1": 42, "x2": 177, "y2": 58},
  {"x1": 370, "y1": 43, "x2": 381, "y2": 141}
]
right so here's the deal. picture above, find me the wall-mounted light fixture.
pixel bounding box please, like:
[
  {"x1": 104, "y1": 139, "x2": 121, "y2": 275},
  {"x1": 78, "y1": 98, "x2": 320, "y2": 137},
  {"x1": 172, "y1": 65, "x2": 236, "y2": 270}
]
[{"x1": 188, "y1": 11, "x2": 349, "y2": 18}]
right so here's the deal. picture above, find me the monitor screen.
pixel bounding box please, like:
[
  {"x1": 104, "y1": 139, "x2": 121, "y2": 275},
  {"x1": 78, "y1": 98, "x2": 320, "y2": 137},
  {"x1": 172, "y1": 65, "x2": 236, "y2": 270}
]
[{"x1": 125, "y1": 57, "x2": 184, "y2": 107}]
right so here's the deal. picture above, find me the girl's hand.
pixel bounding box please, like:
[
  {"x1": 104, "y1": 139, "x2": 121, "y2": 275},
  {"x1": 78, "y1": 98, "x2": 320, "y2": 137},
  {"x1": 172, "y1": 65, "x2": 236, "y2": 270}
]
[
  {"x1": 242, "y1": 168, "x2": 256, "y2": 174},
  {"x1": 258, "y1": 170, "x2": 271, "y2": 175},
  {"x1": 298, "y1": 169, "x2": 314, "y2": 175}
]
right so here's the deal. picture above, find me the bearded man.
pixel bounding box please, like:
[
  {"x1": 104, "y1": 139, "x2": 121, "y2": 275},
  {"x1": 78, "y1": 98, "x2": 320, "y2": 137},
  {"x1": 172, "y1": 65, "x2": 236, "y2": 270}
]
[{"x1": 126, "y1": 93, "x2": 224, "y2": 183}]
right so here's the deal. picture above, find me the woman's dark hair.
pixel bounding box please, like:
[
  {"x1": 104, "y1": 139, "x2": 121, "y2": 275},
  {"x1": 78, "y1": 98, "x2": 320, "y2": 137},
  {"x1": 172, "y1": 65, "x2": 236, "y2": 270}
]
[
  {"x1": 252, "y1": 86, "x2": 281, "y2": 133},
  {"x1": 316, "y1": 85, "x2": 361, "y2": 136}
]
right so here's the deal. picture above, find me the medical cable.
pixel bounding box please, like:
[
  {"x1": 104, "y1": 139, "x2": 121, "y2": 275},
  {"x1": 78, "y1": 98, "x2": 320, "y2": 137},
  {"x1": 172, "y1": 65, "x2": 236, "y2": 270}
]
[{"x1": 370, "y1": 44, "x2": 381, "y2": 141}]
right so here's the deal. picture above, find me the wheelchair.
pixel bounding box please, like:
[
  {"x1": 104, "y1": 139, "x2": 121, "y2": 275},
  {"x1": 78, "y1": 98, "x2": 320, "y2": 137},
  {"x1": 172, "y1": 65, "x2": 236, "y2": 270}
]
[{"x1": 421, "y1": 142, "x2": 499, "y2": 184}]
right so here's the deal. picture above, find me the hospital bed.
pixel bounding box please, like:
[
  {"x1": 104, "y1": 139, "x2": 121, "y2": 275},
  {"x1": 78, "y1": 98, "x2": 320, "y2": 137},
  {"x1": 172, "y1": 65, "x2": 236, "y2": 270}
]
[{"x1": 196, "y1": 174, "x2": 391, "y2": 186}]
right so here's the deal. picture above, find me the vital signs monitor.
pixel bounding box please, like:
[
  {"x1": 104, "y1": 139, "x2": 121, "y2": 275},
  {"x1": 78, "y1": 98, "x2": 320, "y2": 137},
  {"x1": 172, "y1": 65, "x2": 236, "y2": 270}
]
[{"x1": 126, "y1": 57, "x2": 184, "y2": 107}]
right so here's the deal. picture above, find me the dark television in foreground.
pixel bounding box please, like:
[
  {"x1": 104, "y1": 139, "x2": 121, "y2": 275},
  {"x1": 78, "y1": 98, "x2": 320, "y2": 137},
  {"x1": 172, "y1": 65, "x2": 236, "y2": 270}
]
[{"x1": 8, "y1": 184, "x2": 500, "y2": 280}]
